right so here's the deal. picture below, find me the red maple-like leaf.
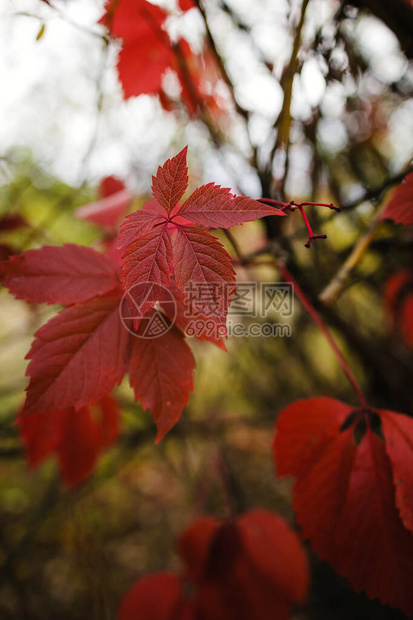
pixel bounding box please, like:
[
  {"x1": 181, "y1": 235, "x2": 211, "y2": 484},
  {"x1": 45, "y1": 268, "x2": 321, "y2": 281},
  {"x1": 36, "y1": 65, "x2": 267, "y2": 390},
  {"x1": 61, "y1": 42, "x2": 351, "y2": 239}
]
[
  {"x1": 21, "y1": 295, "x2": 130, "y2": 417},
  {"x1": 384, "y1": 269, "x2": 413, "y2": 348},
  {"x1": 76, "y1": 177, "x2": 133, "y2": 230},
  {"x1": 119, "y1": 146, "x2": 283, "y2": 327},
  {"x1": 273, "y1": 397, "x2": 413, "y2": 616},
  {"x1": 20, "y1": 394, "x2": 120, "y2": 487},
  {"x1": 0, "y1": 244, "x2": 120, "y2": 306},
  {"x1": 118, "y1": 509, "x2": 308, "y2": 619},
  {"x1": 380, "y1": 172, "x2": 413, "y2": 225}
]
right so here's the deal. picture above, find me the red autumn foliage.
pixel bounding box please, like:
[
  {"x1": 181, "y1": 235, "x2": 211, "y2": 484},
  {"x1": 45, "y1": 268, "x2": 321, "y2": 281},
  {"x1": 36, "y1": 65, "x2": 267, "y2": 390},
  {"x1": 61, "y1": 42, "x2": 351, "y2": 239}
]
[
  {"x1": 273, "y1": 397, "x2": 413, "y2": 616},
  {"x1": 384, "y1": 269, "x2": 413, "y2": 347},
  {"x1": 20, "y1": 393, "x2": 120, "y2": 487},
  {"x1": 0, "y1": 147, "x2": 278, "y2": 444},
  {"x1": 380, "y1": 172, "x2": 413, "y2": 225},
  {"x1": 119, "y1": 146, "x2": 283, "y2": 329},
  {"x1": 118, "y1": 510, "x2": 309, "y2": 620},
  {"x1": 100, "y1": 0, "x2": 228, "y2": 117},
  {"x1": 0, "y1": 242, "x2": 194, "y2": 442}
]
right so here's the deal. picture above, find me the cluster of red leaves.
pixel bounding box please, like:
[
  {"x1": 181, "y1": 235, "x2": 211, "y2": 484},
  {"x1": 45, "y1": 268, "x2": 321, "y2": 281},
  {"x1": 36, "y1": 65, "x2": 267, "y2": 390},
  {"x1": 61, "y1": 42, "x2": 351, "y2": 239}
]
[
  {"x1": 0, "y1": 148, "x2": 279, "y2": 458},
  {"x1": 119, "y1": 509, "x2": 309, "y2": 620},
  {"x1": 20, "y1": 394, "x2": 120, "y2": 487},
  {"x1": 100, "y1": 0, "x2": 223, "y2": 117},
  {"x1": 119, "y1": 146, "x2": 282, "y2": 332},
  {"x1": 0, "y1": 243, "x2": 194, "y2": 445},
  {"x1": 384, "y1": 269, "x2": 413, "y2": 348},
  {"x1": 273, "y1": 397, "x2": 413, "y2": 616},
  {"x1": 380, "y1": 172, "x2": 413, "y2": 225}
]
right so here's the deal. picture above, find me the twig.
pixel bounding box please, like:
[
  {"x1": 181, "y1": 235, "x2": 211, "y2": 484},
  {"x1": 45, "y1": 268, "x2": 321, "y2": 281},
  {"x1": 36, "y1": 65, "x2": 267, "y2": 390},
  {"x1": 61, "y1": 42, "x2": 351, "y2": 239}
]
[{"x1": 318, "y1": 206, "x2": 385, "y2": 306}]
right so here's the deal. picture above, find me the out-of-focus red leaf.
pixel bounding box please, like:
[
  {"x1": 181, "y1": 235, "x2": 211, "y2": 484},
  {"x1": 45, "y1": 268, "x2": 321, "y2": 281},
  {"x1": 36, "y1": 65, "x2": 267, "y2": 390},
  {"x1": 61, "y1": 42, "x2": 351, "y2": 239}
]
[
  {"x1": 100, "y1": 0, "x2": 173, "y2": 98},
  {"x1": 120, "y1": 510, "x2": 308, "y2": 619},
  {"x1": 274, "y1": 398, "x2": 413, "y2": 615},
  {"x1": 0, "y1": 244, "x2": 120, "y2": 306},
  {"x1": 0, "y1": 213, "x2": 29, "y2": 232},
  {"x1": 100, "y1": 176, "x2": 125, "y2": 198},
  {"x1": 21, "y1": 296, "x2": 129, "y2": 417},
  {"x1": 76, "y1": 188, "x2": 133, "y2": 230},
  {"x1": 380, "y1": 172, "x2": 413, "y2": 225},
  {"x1": 381, "y1": 409, "x2": 413, "y2": 534},
  {"x1": 128, "y1": 313, "x2": 195, "y2": 442},
  {"x1": 20, "y1": 394, "x2": 120, "y2": 487},
  {"x1": 178, "y1": 517, "x2": 220, "y2": 583},
  {"x1": 181, "y1": 511, "x2": 308, "y2": 620},
  {"x1": 239, "y1": 510, "x2": 309, "y2": 606},
  {"x1": 179, "y1": 0, "x2": 196, "y2": 11},
  {"x1": 118, "y1": 572, "x2": 189, "y2": 620},
  {"x1": 384, "y1": 269, "x2": 413, "y2": 347}
]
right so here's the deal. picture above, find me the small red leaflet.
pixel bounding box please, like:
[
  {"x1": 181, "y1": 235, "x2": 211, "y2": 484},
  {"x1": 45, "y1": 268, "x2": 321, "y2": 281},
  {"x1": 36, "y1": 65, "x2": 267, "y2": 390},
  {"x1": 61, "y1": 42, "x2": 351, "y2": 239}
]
[
  {"x1": 273, "y1": 397, "x2": 413, "y2": 616},
  {"x1": 119, "y1": 146, "x2": 284, "y2": 326}
]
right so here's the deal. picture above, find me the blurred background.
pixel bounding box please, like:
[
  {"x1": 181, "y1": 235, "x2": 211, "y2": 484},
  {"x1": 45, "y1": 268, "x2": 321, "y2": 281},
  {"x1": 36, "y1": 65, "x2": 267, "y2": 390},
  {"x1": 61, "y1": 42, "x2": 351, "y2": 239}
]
[{"x1": 0, "y1": 0, "x2": 412, "y2": 618}]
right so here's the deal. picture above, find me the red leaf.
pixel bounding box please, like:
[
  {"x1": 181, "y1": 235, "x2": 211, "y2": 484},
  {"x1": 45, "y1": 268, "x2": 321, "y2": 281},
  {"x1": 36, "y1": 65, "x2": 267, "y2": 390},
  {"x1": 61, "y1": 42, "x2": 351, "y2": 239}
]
[
  {"x1": 101, "y1": 0, "x2": 173, "y2": 99},
  {"x1": 0, "y1": 213, "x2": 29, "y2": 232},
  {"x1": 121, "y1": 223, "x2": 173, "y2": 319},
  {"x1": 76, "y1": 186, "x2": 133, "y2": 229},
  {"x1": 173, "y1": 226, "x2": 236, "y2": 326},
  {"x1": 238, "y1": 510, "x2": 309, "y2": 607},
  {"x1": 176, "y1": 185, "x2": 284, "y2": 229},
  {"x1": 100, "y1": 176, "x2": 125, "y2": 197},
  {"x1": 20, "y1": 394, "x2": 120, "y2": 487},
  {"x1": 179, "y1": 0, "x2": 196, "y2": 11},
  {"x1": 118, "y1": 207, "x2": 167, "y2": 249},
  {"x1": 179, "y1": 511, "x2": 308, "y2": 620},
  {"x1": 381, "y1": 409, "x2": 413, "y2": 534},
  {"x1": 128, "y1": 314, "x2": 195, "y2": 442},
  {"x1": 21, "y1": 296, "x2": 129, "y2": 416},
  {"x1": 384, "y1": 269, "x2": 413, "y2": 348},
  {"x1": 178, "y1": 517, "x2": 220, "y2": 583},
  {"x1": 274, "y1": 397, "x2": 353, "y2": 478},
  {"x1": 152, "y1": 147, "x2": 189, "y2": 215},
  {"x1": 0, "y1": 244, "x2": 120, "y2": 306},
  {"x1": 274, "y1": 399, "x2": 413, "y2": 615},
  {"x1": 380, "y1": 172, "x2": 413, "y2": 225},
  {"x1": 118, "y1": 572, "x2": 189, "y2": 620}
]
